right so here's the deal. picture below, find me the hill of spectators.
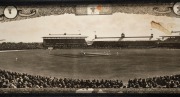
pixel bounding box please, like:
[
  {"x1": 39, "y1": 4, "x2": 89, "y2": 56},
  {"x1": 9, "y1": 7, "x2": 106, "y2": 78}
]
[{"x1": 0, "y1": 42, "x2": 43, "y2": 50}]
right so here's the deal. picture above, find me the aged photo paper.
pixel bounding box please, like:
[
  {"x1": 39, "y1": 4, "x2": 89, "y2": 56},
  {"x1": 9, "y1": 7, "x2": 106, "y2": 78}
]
[{"x1": 0, "y1": 1, "x2": 180, "y2": 93}]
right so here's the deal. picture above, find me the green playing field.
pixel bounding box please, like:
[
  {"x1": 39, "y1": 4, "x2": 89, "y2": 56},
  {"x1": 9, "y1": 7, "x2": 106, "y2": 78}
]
[{"x1": 0, "y1": 49, "x2": 180, "y2": 82}]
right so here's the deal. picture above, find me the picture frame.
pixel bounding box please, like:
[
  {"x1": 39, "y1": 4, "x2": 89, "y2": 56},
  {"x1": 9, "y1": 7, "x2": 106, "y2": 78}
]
[{"x1": 0, "y1": 0, "x2": 180, "y2": 96}]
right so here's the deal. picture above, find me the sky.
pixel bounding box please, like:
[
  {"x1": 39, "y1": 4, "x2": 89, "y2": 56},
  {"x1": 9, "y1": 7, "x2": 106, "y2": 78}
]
[{"x1": 0, "y1": 13, "x2": 180, "y2": 42}]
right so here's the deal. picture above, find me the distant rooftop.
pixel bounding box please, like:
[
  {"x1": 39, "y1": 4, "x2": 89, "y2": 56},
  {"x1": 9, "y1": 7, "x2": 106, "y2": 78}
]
[
  {"x1": 160, "y1": 35, "x2": 180, "y2": 37},
  {"x1": 43, "y1": 33, "x2": 88, "y2": 39},
  {"x1": 93, "y1": 38, "x2": 154, "y2": 41},
  {"x1": 93, "y1": 38, "x2": 119, "y2": 41}
]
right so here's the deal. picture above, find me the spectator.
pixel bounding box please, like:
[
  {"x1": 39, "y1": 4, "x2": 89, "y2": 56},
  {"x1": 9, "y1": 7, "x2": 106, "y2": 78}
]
[
  {"x1": 127, "y1": 74, "x2": 180, "y2": 88},
  {"x1": 0, "y1": 69, "x2": 123, "y2": 88}
]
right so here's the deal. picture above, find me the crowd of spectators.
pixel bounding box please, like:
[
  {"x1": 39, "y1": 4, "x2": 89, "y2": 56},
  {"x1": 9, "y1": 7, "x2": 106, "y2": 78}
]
[
  {"x1": 92, "y1": 41, "x2": 157, "y2": 49},
  {"x1": 1, "y1": 69, "x2": 180, "y2": 88},
  {"x1": 0, "y1": 42, "x2": 43, "y2": 50},
  {"x1": 0, "y1": 69, "x2": 123, "y2": 88},
  {"x1": 127, "y1": 75, "x2": 180, "y2": 88}
]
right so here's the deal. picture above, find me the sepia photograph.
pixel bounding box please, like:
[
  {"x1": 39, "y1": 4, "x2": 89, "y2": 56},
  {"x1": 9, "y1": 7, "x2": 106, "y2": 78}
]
[{"x1": 0, "y1": 1, "x2": 180, "y2": 94}]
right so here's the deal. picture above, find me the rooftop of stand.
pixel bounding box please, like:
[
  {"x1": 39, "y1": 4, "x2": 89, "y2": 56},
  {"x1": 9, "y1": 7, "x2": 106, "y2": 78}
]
[
  {"x1": 160, "y1": 36, "x2": 180, "y2": 37},
  {"x1": 43, "y1": 33, "x2": 88, "y2": 38}
]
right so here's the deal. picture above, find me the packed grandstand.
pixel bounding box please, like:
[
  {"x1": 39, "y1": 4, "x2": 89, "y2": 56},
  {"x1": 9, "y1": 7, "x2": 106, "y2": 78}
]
[
  {"x1": 0, "y1": 37, "x2": 180, "y2": 50},
  {"x1": 1, "y1": 33, "x2": 180, "y2": 50},
  {"x1": 0, "y1": 69, "x2": 180, "y2": 88}
]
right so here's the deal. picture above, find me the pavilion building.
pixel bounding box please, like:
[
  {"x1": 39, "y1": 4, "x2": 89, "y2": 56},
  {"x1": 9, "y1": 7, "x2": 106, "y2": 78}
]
[{"x1": 42, "y1": 33, "x2": 88, "y2": 48}]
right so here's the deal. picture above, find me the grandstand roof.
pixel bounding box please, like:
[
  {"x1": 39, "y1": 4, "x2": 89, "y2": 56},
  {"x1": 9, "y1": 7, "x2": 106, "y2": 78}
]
[
  {"x1": 93, "y1": 38, "x2": 154, "y2": 41},
  {"x1": 160, "y1": 36, "x2": 180, "y2": 37},
  {"x1": 43, "y1": 34, "x2": 88, "y2": 39},
  {"x1": 93, "y1": 38, "x2": 119, "y2": 41}
]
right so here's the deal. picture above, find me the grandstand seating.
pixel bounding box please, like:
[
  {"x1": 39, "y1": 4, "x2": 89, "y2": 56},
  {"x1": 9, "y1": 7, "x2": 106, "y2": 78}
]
[{"x1": 92, "y1": 41, "x2": 157, "y2": 48}]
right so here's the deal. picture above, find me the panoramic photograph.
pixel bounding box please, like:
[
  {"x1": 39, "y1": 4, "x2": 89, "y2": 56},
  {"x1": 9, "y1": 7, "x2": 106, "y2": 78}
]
[{"x1": 0, "y1": 3, "x2": 180, "y2": 93}]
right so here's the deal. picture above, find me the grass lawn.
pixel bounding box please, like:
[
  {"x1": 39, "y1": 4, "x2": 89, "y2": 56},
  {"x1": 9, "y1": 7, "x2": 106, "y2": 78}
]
[{"x1": 0, "y1": 49, "x2": 180, "y2": 82}]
